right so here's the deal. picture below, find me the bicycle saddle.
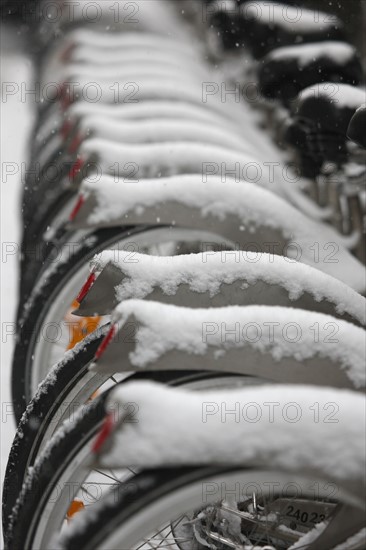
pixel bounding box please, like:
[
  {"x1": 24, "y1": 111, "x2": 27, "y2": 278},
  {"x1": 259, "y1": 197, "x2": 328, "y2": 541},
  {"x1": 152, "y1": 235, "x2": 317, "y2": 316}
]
[
  {"x1": 284, "y1": 83, "x2": 366, "y2": 175},
  {"x1": 347, "y1": 105, "x2": 366, "y2": 149},
  {"x1": 259, "y1": 42, "x2": 362, "y2": 104},
  {"x1": 207, "y1": 1, "x2": 345, "y2": 56}
]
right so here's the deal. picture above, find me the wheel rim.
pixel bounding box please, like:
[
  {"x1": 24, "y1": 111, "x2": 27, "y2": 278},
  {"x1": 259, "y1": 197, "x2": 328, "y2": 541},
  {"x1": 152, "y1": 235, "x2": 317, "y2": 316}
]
[{"x1": 59, "y1": 470, "x2": 365, "y2": 550}]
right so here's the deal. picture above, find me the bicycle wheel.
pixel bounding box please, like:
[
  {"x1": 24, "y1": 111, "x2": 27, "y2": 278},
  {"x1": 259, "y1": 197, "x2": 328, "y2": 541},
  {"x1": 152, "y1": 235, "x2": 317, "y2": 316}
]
[
  {"x1": 52, "y1": 467, "x2": 366, "y2": 550},
  {"x1": 5, "y1": 373, "x2": 260, "y2": 549},
  {"x1": 13, "y1": 225, "x2": 232, "y2": 420}
]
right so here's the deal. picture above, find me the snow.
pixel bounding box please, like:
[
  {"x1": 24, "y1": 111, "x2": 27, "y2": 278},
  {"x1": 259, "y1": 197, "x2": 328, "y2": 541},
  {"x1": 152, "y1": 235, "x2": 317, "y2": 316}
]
[
  {"x1": 288, "y1": 525, "x2": 366, "y2": 550},
  {"x1": 80, "y1": 139, "x2": 272, "y2": 182},
  {"x1": 299, "y1": 83, "x2": 366, "y2": 109},
  {"x1": 62, "y1": 78, "x2": 246, "y2": 123},
  {"x1": 60, "y1": 28, "x2": 197, "y2": 51},
  {"x1": 62, "y1": 60, "x2": 209, "y2": 82},
  {"x1": 331, "y1": 528, "x2": 366, "y2": 550},
  {"x1": 91, "y1": 250, "x2": 366, "y2": 325},
  {"x1": 76, "y1": 116, "x2": 249, "y2": 151},
  {"x1": 66, "y1": 99, "x2": 239, "y2": 130},
  {"x1": 0, "y1": 25, "x2": 35, "y2": 547},
  {"x1": 244, "y1": 2, "x2": 341, "y2": 32},
  {"x1": 265, "y1": 41, "x2": 357, "y2": 68},
  {"x1": 97, "y1": 381, "x2": 366, "y2": 502},
  {"x1": 49, "y1": 53, "x2": 210, "y2": 90},
  {"x1": 44, "y1": 0, "x2": 191, "y2": 39},
  {"x1": 34, "y1": 99, "x2": 243, "y2": 151},
  {"x1": 76, "y1": 175, "x2": 366, "y2": 292},
  {"x1": 102, "y1": 300, "x2": 366, "y2": 388},
  {"x1": 69, "y1": 42, "x2": 203, "y2": 66},
  {"x1": 2, "y1": 6, "x2": 366, "y2": 548},
  {"x1": 15, "y1": 324, "x2": 110, "y2": 442}
]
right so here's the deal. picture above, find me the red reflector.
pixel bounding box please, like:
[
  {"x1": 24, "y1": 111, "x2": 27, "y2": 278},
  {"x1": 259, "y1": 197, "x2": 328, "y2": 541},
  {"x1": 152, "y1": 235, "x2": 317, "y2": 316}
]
[
  {"x1": 61, "y1": 82, "x2": 73, "y2": 110},
  {"x1": 69, "y1": 133, "x2": 83, "y2": 155},
  {"x1": 61, "y1": 120, "x2": 72, "y2": 139},
  {"x1": 76, "y1": 272, "x2": 96, "y2": 304},
  {"x1": 92, "y1": 413, "x2": 114, "y2": 454},
  {"x1": 60, "y1": 43, "x2": 75, "y2": 63},
  {"x1": 60, "y1": 82, "x2": 68, "y2": 106},
  {"x1": 95, "y1": 324, "x2": 117, "y2": 360},
  {"x1": 69, "y1": 157, "x2": 85, "y2": 181},
  {"x1": 69, "y1": 194, "x2": 85, "y2": 222}
]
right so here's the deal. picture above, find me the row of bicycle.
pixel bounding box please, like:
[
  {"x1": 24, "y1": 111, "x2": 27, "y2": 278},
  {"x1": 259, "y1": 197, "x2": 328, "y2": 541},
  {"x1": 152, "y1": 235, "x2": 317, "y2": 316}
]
[{"x1": 3, "y1": 0, "x2": 366, "y2": 549}]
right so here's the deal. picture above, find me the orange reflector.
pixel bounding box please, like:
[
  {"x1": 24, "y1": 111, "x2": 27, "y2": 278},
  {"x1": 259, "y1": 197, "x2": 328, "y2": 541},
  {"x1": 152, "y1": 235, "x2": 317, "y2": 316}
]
[
  {"x1": 92, "y1": 413, "x2": 114, "y2": 454},
  {"x1": 65, "y1": 300, "x2": 102, "y2": 351},
  {"x1": 89, "y1": 390, "x2": 100, "y2": 401},
  {"x1": 95, "y1": 324, "x2": 117, "y2": 360},
  {"x1": 67, "y1": 499, "x2": 85, "y2": 520},
  {"x1": 76, "y1": 272, "x2": 96, "y2": 304}
]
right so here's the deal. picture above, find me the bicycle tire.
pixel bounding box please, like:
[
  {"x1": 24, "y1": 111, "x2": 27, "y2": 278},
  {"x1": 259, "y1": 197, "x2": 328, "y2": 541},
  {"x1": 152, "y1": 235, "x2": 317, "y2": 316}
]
[
  {"x1": 5, "y1": 371, "x2": 250, "y2": 550},
  {"x1": 13, "y1": 225, "x2": 140, "y2": 420},
  {"x1": 52, "y1": 467, "x2": 366, "y2": 550},
  {"x1": 5, "y1": 321, "x2": 226, "y2": 539}
]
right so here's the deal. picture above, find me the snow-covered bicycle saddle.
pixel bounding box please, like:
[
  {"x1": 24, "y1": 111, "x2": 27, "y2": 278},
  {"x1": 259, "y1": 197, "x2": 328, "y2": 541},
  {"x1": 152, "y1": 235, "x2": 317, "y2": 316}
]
[
  {"x1": 258, "y1": 42, "x2": 362, "y2": 104},
  {"x1": 283, "y1": 83, "x2": 366, "y2": 173},
  {"x1": 347, "y1": 104, "x2": 366, "y2": 149},
  {"x1": 208, "y1": 1, "x2": 345, "y2": 58}
]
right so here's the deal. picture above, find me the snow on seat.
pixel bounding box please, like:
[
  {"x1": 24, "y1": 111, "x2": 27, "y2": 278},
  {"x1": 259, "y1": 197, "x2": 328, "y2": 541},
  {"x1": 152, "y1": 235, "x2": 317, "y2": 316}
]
[
  {"x1": 94, "y1": 380, "x2": 366, "y2": 506},
  {"x1": 263, "y1": 41, "x2": 360, "y2": 69},
  {"x1": 90, "y1": 300, "x2": 366, "y2": 391},
  {"x1": 294, "y1": 83, "x2": 366, "y2": 135},
  {"x1": 76, "y1": 250, "x2": 366, "y2": 327},
  {"x1": 69, "y1": 175, "x2": 365, "y2": 292},
  {"x1": 298, "y1": 83, "x2": 366, "y2": 112},
  {"x1": 259, "y1": 42, "x2": 362, "y2": 101},
  {"x1": 241, "y1": 2, "x2": 345, "y2": 58}
]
